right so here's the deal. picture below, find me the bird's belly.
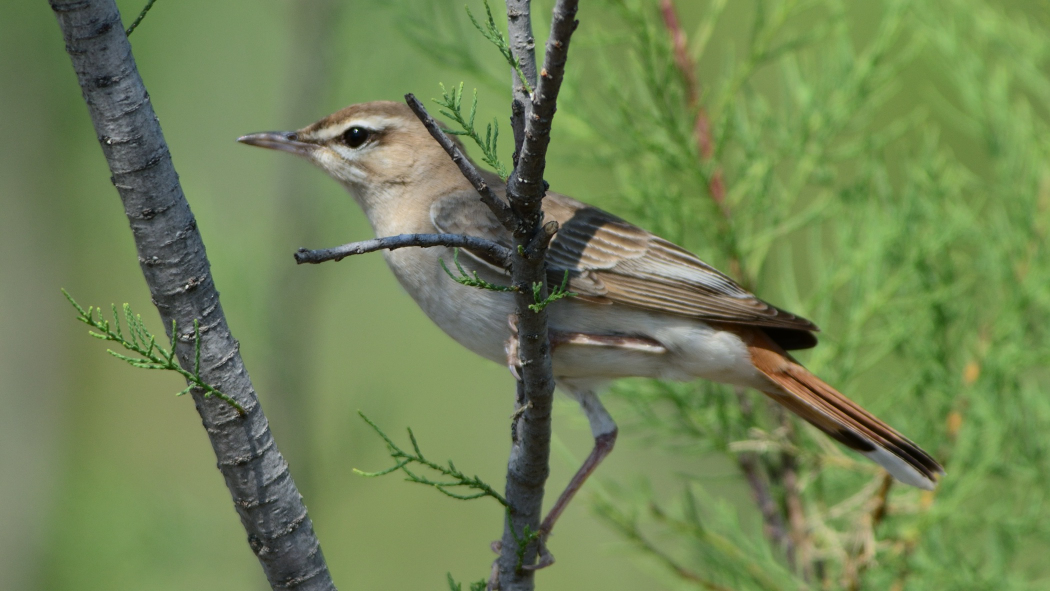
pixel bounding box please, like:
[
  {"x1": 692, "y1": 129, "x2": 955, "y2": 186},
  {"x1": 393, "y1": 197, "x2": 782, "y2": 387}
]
[
  {"x1": 384, "y1": 248, "x2": 767, "y2": 390},
  {"x1": 548, "y1": 301, "x2": 769, "y2": 389},
  {"x1": 384, "y1": 247, "x2": 514, "y2": 364}
]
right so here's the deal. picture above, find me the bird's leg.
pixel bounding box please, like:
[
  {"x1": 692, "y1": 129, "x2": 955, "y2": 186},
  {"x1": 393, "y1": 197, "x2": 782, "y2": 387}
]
[{"x1": 523, "y1": 387, "x2": 618, "y2": 571}]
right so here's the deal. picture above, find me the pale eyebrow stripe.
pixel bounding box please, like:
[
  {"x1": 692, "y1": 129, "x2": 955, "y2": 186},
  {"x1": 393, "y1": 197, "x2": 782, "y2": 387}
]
[{"x1": 310, "y1": 116, "x2": 403, "y2": 142}]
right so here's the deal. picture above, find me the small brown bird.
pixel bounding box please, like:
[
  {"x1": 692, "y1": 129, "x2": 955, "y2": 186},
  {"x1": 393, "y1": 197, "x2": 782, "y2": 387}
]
[{"x1": 239, "y1": 101, "x2": 943, "y2": 534}]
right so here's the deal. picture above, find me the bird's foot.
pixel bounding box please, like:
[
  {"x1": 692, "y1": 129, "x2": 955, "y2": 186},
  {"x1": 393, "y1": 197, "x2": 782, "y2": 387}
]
[
  {"x1": 521, "y1": 533, "x2": 556, "y2": 570},
  {"x1": 489, "y1": 534, "x2": 556, "y2": 574},
  {"x1": 504, "y1": 315, "x2": 522, "y2": 380}
]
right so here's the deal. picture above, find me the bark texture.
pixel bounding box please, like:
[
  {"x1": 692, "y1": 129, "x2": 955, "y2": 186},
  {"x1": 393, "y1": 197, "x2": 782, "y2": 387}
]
[
  {"x1": 497, "y1": 1, "x2": 581, "y2": 589},
  {"x1": 49, "y1": 1, "x2": 336, "y2": 589}
]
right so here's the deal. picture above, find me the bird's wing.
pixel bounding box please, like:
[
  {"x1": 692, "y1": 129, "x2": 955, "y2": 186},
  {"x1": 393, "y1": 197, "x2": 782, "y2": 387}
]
[{"x1": 431, "y1": 190, "x2": 819, "y2": 338}]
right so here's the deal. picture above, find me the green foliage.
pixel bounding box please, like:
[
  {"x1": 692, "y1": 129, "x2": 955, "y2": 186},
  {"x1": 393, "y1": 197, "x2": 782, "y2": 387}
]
[
  {"x1": 510, "y1": 523, "x2": 542, "y2": 571},
  {"x1": 528, "y1": 270, "x2": 577, "y2": 313},
  {"x1": 63, "y1": 290, "x2": 245, "y2": 414},
  {"x1": 435, "y1": 82, "x2": 510, "y2": 179},
  {"x1": 446, "y1": 572, "x2": 487, "y2": 591},
  {"x1": 466, "y1": 0, "x2": 533, "y2": 95},
  {"x1": 557, "y1": 0, "x2": 1050, "y2": 588},
  {"x1": 354, "y1": 412, "x2": 508, "y2": 505},
  {"x1": 440, "y1": 248, "x2": 516, "y2": 292}
]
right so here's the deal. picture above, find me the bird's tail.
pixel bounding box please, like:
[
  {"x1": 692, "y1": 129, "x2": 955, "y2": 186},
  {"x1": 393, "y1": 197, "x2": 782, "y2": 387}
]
[{"x1": 745, "y1": 329, "x2": 944, "y2": 490}]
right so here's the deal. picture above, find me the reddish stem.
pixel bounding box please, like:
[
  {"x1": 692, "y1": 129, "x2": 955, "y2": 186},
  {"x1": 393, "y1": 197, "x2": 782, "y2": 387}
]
[{"x1": 660, "y1": 0, "x2": 727, "y2": 212}]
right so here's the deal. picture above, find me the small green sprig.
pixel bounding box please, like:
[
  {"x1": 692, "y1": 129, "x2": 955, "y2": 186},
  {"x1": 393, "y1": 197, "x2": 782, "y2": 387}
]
[
  {"x1": 446, "y1": 573, "x2": 487, "y2": 591},
  {"x1": 435, "y1": 82, "x2": 509, "y2": 179},
  {"x1": 512, "y1": 523, "x2": 544, "y2": 570},
  {"x1": 528, "y1": 270, "x2": 577, "y2": 312},
  {"x1": 354, "y1": 412, "x2": 508, "y2": 506},
  {"x1": 466, "y1": 0, "x2": 533, "y2": 96},
  {"x1": 440, "y1": 248, "x2": 516, "y2": 292},
  {"x1": 62, "y1": 289, "x2": 245, "y2": 415}
]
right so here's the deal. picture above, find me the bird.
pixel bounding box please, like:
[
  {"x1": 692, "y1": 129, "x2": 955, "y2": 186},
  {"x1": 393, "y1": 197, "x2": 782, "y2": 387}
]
[{"x1": 239, "y1": 100, "x2": 943, "y2": 537}]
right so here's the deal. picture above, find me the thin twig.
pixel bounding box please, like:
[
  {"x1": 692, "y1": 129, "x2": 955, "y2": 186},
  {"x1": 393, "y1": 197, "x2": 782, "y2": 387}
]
[
  {"x1": 124, "y1": 0, "x2": 158, "y2": 36},
  {"x1": 661, "y1": 9, "x2": 814, "y2": 579},
  {"x1": 405, "y1": 93, "x2": 517, "y2": 231},
  {"x1": 738, "y1": 452, "x2": 791, "y2": 550},
  {"x1": 505, "y1": 0, "x2": 580, "y2": 225},
  {"x1": 506, "y1": 0, "x2": 539, "y2": 159},
  {"x1": 294, "y1": 233, "x2": 513, "y2": 268}
]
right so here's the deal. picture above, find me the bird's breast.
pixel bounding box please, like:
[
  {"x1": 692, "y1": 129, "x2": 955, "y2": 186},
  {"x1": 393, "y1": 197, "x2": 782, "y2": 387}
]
[{"x1": 381, "y1": 246, "x2": 515, "y2": 364}]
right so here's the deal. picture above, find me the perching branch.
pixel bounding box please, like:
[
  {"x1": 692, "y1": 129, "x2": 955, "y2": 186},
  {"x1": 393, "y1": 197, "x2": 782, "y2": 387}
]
[
  {"x1": 49, "y1": 1, "x2": 335, "y2": 589},
  {"x1": 504, "y1": 0, "x2": 579, "y2": 222},
  {"x1": 294, "y1": 233, "x2": 513, "y2": 269},
  {"x1": 404, "y1": 1, "x2": 580, "y2": 587},
  {"x1": 494, "y1": 1, "x2": 581, "y2": 589},
  {"x1": 405, "y1": 93, "x2": 518, "y2": 231},
  {"x1": 505, "y1": 0, "x2": 539, "y2": 159}
]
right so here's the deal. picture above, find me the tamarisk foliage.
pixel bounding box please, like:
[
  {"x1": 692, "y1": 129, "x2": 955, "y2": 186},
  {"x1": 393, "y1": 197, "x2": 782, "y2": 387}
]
[
  {"x1": 63, "y1": 290, "x2": 244, "y2": 414},
  {"x1": 564, "y1": 1, "x2": 1050, "y2": 589}
]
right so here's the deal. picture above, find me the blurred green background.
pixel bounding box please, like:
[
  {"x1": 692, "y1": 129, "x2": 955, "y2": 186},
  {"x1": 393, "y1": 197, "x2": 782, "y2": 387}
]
[{"x1": 2, "y1": 0, "x2": 1049, "y2": 590}]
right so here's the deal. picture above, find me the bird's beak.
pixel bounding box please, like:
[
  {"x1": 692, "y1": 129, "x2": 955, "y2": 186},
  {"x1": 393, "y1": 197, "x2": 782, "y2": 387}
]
[{"x1": 237, "y1": 131, "x2": 317, "y2": 156}]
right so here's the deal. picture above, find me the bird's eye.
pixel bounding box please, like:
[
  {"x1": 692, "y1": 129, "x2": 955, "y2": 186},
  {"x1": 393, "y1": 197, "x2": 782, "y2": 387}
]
[{"x1": 342, "y1": 126, "x2": 370, "y2": 148}]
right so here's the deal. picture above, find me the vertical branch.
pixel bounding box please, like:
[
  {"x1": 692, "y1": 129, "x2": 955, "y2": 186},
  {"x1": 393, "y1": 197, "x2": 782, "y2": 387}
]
[
  {"x1": 506, "y1": 0, "x2": 538, "y2": 163},
  {"x1": 49, "y1": 1, "x2": 336, "y2": 589},
  {"x1": 496, "y1": 1, "x2": 580, "y2": 590}
]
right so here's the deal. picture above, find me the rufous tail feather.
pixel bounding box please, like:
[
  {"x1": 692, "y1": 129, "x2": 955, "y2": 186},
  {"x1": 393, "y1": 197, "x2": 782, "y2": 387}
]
[{"x1": 746, "y1": 329, "x2": 944, "y2": 490}]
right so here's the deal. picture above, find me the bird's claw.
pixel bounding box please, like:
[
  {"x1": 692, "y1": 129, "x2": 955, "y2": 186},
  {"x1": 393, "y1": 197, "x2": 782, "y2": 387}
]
[
  {"x1": 504, "y1": 314, "x2": 522, "y2": 381},
  {"x1": 521, "y1": 534, "x2": 556, "y2": 570}
]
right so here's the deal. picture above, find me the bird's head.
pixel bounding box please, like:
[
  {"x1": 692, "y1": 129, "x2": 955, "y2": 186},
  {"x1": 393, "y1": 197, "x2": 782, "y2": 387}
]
[{"x1": 238, "y1": 101, "x2": 467, "y2": 223}]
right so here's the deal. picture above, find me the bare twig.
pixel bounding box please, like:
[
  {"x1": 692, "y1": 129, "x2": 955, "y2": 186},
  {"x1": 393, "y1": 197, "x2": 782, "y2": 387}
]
[
  {"x1": 405, "y1": 93, "x2": 517, "y2": 231},
  {"x1": 50, "y1": 2, "x2": 335, "y2": 589},
  {"x1": 294, "y1": 233, "x2": 513, "y2": 268}
]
